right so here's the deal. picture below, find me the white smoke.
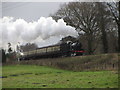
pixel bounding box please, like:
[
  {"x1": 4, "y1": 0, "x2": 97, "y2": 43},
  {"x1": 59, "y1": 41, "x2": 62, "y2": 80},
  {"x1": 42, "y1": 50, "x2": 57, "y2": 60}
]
[{"x1": 0, "y1": 16, "x2": 82, "y2": 51}]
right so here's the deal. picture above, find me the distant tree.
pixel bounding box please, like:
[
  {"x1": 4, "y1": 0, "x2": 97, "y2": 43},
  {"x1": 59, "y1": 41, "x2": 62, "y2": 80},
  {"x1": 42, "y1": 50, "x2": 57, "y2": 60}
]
[
  {"x1": 107, "y1": 29, "x2": 118, "y2": 52},
  {"x1": 60, "y1": 36, "x2": 77, "y2": 43},
  {"x1": 20, "y1": 43, "x2": 38, "y2": 52},
  {"x1": 0, "y1": 49, "x2": 1, "y2": 63},
  {"x1": 16, "y1": 42, "x2": 21, "y2": 53},
  {"x1": 8, "y1": 43, "x2": 12, "y2": 53},
  {"x1": 0, "y1": 49, "x2": 6, "y2": 63},
  {"x1": 107, "y1": 2, "x2": 120, "y2": 52},
  {"x1": 7, "y1": 43, "x2": 16, "y2": 61},
  {"x1": 96, "y1": 2, "x2": 112, "y2": 53}
]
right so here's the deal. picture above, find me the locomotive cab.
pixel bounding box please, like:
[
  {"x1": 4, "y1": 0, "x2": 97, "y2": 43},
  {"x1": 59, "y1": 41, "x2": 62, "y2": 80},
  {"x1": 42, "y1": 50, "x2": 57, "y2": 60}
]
[
  {"x1": 71, "y1": 40, "x2": 85, "y2": 56},
  {"x1": 60, "y1": 40, "x2": 85, "y2": 57}
]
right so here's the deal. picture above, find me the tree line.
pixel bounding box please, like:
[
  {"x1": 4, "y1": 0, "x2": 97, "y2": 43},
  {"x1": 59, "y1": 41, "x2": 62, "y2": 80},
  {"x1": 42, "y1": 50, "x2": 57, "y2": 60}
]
[{"x1": 50, "y1": 2, "x2": 120, "y2": 55}]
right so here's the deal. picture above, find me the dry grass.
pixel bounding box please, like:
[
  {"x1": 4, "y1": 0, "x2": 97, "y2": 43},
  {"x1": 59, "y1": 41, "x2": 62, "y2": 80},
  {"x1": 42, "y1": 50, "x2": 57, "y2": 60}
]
[{"x1": 4, "y1": 53, "x2": 119, "y2": 71}]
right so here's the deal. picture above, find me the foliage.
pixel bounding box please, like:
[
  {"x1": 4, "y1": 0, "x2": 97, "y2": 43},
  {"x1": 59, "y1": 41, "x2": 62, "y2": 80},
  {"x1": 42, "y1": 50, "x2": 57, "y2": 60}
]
[{"x1": 0, "y1": 49, "x2": 6, "y2": 63}]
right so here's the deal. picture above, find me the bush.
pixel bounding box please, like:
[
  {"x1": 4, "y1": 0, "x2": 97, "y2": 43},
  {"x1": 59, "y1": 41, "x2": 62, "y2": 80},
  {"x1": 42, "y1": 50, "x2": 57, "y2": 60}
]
[
  {"x1": 1, "y1": 49, "x2": 6, "y2": 63},
  {"x1": 4, "y1": 53, "x2": 119, "y2": 71}
]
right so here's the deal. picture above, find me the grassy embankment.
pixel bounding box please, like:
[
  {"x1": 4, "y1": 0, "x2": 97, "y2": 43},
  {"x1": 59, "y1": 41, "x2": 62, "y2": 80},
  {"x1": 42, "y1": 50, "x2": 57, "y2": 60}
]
[
  {"x1": 2, "y1": 65, "x2": 118, "y2": 88},
  {"x1": 6, "y1": 53, "x2": 119, "y2": 71}
]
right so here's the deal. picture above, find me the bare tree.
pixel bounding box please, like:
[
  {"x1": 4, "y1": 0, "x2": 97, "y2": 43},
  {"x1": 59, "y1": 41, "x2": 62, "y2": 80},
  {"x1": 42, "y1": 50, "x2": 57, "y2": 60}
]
[
  {"x1": 96, "y1": 2, "x2": 112, "y2": 53},
  {"x1": 51, "y1": 2, "x2": 118, "y2": 54},
  {"x1": 51, "y1": 2, "x2": 104, "y2": 54},
  {"x1": 107, "y1": 2, "x2": 120, "y2": 52},
  {"x1": 20, "y1": 43, "x2": 38, "y2": 52}
]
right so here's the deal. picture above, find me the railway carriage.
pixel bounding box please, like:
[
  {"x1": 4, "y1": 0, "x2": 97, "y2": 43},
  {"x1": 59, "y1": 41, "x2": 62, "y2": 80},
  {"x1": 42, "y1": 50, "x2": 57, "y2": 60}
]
[{"x1": 19, "y1": 41, "x2": 85, "y2": 60}]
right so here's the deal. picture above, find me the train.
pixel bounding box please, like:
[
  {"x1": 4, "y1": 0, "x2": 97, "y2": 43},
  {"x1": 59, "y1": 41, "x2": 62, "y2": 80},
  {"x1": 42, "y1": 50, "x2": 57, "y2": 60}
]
[{"x1": 18, "y1": 40, "x2": 85, "y2": 60}]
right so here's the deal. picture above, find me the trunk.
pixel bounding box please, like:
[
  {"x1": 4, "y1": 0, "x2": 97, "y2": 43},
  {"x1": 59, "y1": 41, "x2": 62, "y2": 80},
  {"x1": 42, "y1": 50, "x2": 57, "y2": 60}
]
[
  {"x1": 101, "y1": 23, "x2": 108, "y2": 53},
  {"x1": 118, "y1": 1, "x2": 120, "y2": 52},
  {"x1": 98, "y1": 3, "x2": 108, "y2": 53},
  {"x1": 87, "y1": 34, "x2": 93, "y2": 55},
  {"x1": 118, "y1": 21, "x2": 120, "y2": 52},
  {"x1": 88, "y1": 40, "x2": 92, "y2": 55}
]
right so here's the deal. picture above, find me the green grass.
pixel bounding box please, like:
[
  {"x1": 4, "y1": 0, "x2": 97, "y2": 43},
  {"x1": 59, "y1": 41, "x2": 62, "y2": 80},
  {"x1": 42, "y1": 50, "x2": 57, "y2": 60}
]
[{"x1": 2, "y1": 65, "x2": 118, "y2": 88}]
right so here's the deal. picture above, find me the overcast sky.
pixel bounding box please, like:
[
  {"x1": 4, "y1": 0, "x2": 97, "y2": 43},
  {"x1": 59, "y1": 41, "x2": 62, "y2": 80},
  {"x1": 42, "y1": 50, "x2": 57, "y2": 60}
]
[
  {"x1": 1, "y1": 0, "x2": 118, "y2": 21},
  {"x1": 0, "y1": 1, "x2": 77, "y2": 49},
  {"x1": 1, "y1": 2, "x2": 65, "y2": 21},
  {"x1": 0, "y1": 0, "x2": 118, "y2": 49}
]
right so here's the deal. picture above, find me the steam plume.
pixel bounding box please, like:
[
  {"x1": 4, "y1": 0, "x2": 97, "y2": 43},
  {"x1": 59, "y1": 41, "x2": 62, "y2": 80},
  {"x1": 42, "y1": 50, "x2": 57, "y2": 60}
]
[{"x1": 0, "y1": 17, "x2": 81, "y2": 51}]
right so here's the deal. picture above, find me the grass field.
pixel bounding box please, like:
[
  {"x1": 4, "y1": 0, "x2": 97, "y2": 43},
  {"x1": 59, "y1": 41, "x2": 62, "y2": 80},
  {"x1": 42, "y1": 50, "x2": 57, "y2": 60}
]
[{"x1": 2, "y1": 65, "x2": 118, "y2": 88}]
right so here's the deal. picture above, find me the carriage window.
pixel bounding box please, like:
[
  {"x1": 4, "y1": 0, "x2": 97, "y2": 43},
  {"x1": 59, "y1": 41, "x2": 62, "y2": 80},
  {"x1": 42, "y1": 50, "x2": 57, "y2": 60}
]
[
  {"x1": 24, "y1": 51, "x2": 29, "y2": 55},
  {"x1": 29, "y1": 50, "x2": 36, "y2": 55},
  {"x1": 54, "y1": 46, "x2": 60, "y2": 51},
  {"x1": 37, "y1": 48, "x2": 46, "y2": 53},
  {"x1": 47, "y1": 47, "x2": 53, "y2": 52}
]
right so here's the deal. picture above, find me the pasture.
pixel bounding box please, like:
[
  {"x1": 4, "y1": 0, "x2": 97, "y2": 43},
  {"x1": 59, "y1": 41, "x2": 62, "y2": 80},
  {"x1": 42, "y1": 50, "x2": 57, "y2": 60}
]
[{"x1": 2, "y1": 65, "x2": 118, "y2": 88}]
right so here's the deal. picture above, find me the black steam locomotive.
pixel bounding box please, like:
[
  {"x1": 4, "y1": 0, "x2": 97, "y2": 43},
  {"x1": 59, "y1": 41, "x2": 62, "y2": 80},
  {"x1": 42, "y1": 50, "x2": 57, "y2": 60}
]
[{"x1": 18, "y1": 40, "x2": 85, "y2": 60}]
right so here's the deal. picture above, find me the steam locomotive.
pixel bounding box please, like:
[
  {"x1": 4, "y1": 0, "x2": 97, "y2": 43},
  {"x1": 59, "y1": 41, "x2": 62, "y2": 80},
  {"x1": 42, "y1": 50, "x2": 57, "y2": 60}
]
[{"x1": 18, "y1": 40, "x2": 85, "y2": 60}]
